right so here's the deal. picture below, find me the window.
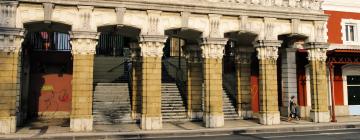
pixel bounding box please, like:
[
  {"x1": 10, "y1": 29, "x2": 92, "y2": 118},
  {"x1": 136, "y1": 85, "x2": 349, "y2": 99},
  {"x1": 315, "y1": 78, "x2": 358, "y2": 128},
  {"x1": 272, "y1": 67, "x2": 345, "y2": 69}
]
[
  {"x1": 345, "y1": 24, "x2": 356, "y2": 42},
  {"x1": 341, "y1": 19, "x2": 360, "y2": 45}
]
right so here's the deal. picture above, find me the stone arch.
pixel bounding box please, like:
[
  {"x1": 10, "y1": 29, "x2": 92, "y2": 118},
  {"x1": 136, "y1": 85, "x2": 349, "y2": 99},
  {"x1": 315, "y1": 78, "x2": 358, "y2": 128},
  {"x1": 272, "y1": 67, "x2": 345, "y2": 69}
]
[
  {"x1": 23, "y1": 21, "x2": 72, "y2": 33},
  {"x1": 165, "y1": 27, "x2": 203, "y2": 44},
  {"x1": 97, "y1": 24, "x2": 141, "y2": 40},
  {"x1": 225, "y1": 31, "x2": 258, "y2": 46},
  {"x1": 278, "y1": 33, "x2": 309, "y2": 48}
]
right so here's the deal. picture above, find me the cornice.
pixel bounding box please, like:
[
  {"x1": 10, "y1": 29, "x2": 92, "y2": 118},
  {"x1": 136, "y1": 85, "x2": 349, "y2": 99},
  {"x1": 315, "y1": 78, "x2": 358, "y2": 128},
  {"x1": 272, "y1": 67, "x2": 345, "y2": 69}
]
[{"x1": 18, "y1": 0, "x2": 328, "y2": 21}]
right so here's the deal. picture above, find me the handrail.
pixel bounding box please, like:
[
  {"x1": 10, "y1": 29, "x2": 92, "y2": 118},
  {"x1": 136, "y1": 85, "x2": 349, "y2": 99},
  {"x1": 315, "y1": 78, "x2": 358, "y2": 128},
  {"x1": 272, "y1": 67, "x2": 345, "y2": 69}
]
[{"x1": 107, "y1": 59, "x2": 127, "y2": 72}]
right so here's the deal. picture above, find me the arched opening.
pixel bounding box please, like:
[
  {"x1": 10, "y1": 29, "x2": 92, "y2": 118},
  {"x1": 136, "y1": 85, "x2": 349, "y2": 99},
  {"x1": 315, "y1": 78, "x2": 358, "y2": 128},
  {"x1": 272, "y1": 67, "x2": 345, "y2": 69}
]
[
  {"x1": 92, "y1": 25, "x2": 141, "y2": 125},
  {"x1": 224, "y1": 31, "x2": 258, "y2": 118},
  {"x1": 163, "y1": 28, "x2": 202, "y2": 121},
  {"x1": 277, "y1": 33, "x2": 308, "y2": 117},
  {"x1": 20, "y1": 22, "x2": 72, "y2": 127}
]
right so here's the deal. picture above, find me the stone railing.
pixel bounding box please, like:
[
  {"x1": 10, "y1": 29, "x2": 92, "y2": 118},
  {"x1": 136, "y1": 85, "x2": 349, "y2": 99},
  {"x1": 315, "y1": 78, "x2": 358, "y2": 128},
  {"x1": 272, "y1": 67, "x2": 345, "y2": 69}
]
[{"x1": 209, "y1": 0, "x2": 322, "y2": 10}]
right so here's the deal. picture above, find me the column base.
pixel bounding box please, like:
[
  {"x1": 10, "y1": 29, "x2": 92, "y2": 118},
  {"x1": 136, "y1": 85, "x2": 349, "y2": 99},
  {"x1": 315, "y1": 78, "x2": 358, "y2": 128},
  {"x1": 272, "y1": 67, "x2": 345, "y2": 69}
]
[
  {"x1": 203, "y1": 113, "x2": 224, "y2": 128},
  {"x1": 259, "y1": 111, "x2": 280, "y2": 125},
  {"x1": 132, "y1": 112, "x2": 141, "y2": 120},
  {"x1": 141, "y1": 115, "x2": 162, "y2": 130},
  {"x1": 300, "y1": 106, "x2": 311, "y2": 118},
  {"x1": 310, "y1": 111, "x2": 330, "y2": 123},
  {"x1": 238, "y1": 110, "x2": 253, "y2": 119},
  {"x1": 70, "y1": 116, "x2": 93, "y2": 132},
  {"x1": 0, "y1": 116, "x2": 16, "y2": 134},
  {"x1": 189, "y1": 111, "x2": 203, "y2": 121}
]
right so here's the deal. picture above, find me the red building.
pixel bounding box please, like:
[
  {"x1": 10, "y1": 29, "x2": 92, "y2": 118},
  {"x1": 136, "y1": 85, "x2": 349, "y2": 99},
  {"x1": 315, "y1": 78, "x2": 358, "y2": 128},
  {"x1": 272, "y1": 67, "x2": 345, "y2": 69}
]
[{"x1": 322, "y1": 0, "x2": 360, "y2": 116}]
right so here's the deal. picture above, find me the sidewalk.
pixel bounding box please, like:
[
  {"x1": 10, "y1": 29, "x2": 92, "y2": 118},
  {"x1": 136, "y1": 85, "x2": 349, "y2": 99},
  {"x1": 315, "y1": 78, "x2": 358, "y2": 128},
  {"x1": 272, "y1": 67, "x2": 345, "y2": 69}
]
[{"x1": 1, "y1": 116, "x2": 360, "y2": 139}]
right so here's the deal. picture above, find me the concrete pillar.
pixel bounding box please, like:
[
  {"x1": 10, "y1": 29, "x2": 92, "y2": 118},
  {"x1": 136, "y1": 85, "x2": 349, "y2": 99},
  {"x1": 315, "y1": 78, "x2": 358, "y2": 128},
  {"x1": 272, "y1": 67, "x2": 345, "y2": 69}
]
[
  {"x1": 280, "y1": 48, "x2": 298, "y2": 117},
  {"x1": 305, "y1": 42, "x2": 330, "y2": 123},
  {"x1": 254, "y1": 40, "x2": 281, "y2": 125},
  {"x1": 184, "y1": 45, "x2": 203, "y2": 120},
  {"x1": 0, "y1": 28, "x2": 23, "y2": 134},
  {"x1": 130, "y1": 42, "x2": 142, "y2": 120},
  {"x1": 69, "y1": 31, "x2": 98, "y2": 132},
  {"x1": 234, "y1": 47, "x2": 253, "y2": 119},
  {"x1": 200, "y1": 38, "x2": 227, "y2": 128},
  {"x1": 139, "y1": 35, "x2": 167, "y2": 130}
]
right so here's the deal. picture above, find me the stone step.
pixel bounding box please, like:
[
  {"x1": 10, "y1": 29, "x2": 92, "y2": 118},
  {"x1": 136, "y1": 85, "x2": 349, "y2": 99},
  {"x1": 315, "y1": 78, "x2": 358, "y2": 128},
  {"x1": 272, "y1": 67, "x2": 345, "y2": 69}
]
[
  {"x1": 96, "y1": 83, "x2": 129, "y2": 86},
  {"x1": 162, "y1": 115, "x2": 187, "y2": 119},
  {"x1": 162, "y1": 100, "x2": 184, "y2": 104}
]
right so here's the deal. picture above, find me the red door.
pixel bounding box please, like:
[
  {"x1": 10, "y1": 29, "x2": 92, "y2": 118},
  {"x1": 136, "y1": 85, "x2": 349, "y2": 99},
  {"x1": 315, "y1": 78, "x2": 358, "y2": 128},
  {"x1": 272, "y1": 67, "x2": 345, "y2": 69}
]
[{"x1": 28, "y1": 52, "x2": 72, "y2": 119}]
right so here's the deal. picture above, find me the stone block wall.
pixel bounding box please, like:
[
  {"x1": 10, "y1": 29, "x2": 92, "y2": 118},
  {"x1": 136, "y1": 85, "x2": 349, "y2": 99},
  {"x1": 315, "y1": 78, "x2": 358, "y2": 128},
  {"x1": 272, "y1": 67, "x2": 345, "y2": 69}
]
[
  {"x1": 70, "y1": 54, "x2": 94, "y2": 131},
  {"x1": 203, "y1": 58, "x2": 224, "y2": 128},
  {"x1": 0, "y1": 52, "x2": 19, "y2": 134},
  {"x1": 141, "y1": 57, "x2": 162, "y2": 129}
]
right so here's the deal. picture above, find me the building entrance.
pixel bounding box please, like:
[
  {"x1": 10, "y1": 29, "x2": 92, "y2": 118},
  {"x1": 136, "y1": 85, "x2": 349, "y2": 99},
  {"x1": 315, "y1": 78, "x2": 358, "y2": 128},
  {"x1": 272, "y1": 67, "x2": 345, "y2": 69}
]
[
  {"x1": 347, "y1": 75, "x2": 360, "y2": 115},
  {"x1": 21, "y1": 31, "x2": 72, "y2": 122}
]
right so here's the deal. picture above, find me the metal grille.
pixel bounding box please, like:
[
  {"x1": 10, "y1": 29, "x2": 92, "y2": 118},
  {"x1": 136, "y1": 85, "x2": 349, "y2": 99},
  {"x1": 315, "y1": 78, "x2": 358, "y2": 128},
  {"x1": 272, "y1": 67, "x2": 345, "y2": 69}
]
[
  {"x1": 97, "y1": 34, "x2": 124, "y2": 56},
  {"x1": 27, "y1": 32, "x2": 71, "y2": 51}
]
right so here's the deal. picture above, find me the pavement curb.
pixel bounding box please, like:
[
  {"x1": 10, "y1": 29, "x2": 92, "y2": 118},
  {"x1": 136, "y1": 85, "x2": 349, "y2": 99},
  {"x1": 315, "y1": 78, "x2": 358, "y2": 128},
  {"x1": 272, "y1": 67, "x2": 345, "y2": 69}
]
[{"x1": 1, "y1": 122, "x2": 360, "y2": 139}]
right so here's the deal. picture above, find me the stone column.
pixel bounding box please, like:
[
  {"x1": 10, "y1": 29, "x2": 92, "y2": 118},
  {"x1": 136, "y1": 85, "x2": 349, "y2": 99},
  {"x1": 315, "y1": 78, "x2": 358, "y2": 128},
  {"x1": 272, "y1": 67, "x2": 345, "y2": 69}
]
[
  {"x1": 0, "y1": 1, "x2": 22, "y2": 133},
  {"x1": 130, "y1": 42, "x2": 142, "y2": 120},
  {"x1": 200, "y1": 38, "x2": 227, "y2": 128},
  {"x1": 139, "y1": 35, "x2": 166, "y2": 130},
  {"x1": 254, "y1": 40, "x2": 281, "y2": 125},
  {"x1": 234, "y1": 47, "x2": 253, "y2": 119},
  {"x1": 305, "y1": 42, "x2": 330, "y2": 123},
  {"x1": 0, "y1": 27, "x2": 23, "y2": 134},
  {"x1": 69, "y1": 31, "x2": 98, "y2": 132},
  {"x1": 280, "y1": 48, "x2": 298, "y2": 117},
  {"x1": 184, "y1": 45, "x2": 203, "y2": 120}
]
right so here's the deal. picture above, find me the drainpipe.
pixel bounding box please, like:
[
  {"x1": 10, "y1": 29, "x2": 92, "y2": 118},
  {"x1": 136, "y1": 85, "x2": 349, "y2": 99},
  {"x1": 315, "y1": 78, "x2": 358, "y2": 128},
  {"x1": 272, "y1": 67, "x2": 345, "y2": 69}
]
[{"x1": 328, "y1": 63, "x2": 337, "y2": 122}]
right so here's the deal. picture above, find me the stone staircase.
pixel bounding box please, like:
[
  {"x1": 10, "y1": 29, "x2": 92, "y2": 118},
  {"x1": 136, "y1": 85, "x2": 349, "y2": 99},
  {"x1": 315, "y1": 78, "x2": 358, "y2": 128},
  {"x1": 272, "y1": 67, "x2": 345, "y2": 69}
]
[
  {"x1": 161, "y1": 83, "x2": 188, "y2": 122},
  {"x1": 93, "y1": 83, "x2": 133, "y2": 124},
  {"x1": 161, "y1": 60, "x2": 188, "y2": 122},
  {"x1": 223, "y1": 89, "x2": 240, "y2": 120}
]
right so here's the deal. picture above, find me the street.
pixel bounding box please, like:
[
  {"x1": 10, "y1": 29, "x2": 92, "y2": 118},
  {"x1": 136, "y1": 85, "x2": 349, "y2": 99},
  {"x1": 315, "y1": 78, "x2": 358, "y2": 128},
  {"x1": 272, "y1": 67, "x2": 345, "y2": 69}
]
[{"x1": 145, "y1": 128, "x2": 360, "y2": 140}]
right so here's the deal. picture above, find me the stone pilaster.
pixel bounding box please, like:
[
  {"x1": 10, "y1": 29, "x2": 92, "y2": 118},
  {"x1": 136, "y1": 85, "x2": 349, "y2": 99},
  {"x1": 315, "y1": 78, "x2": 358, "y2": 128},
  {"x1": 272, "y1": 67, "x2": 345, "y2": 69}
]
[
  {"x1": 0, "y1": 27, "x2": 23, "y2": 134},
  {"x1": 184, "y1": 45, "x2": 203, "y2": 120},
  {"x1": 69, "y1": 31, "x2": 98, "y2": 132},
  {"x1": 280, "y1": 48, "x2": 298, "y2": 117},
  {"x1": 200, "y1": 38, "x2": 227, "y2": 128},
  {"x1": 305, "y1": 42, "x2": 330, "y2": 123},
  {"x1": 254, "y1": 40, "x2": 281, "y2": 125},
  {"x1": 234, "y1": 47, "x2": 253, "y2": 119},
  {"x1": 130, "y1": 42, "x2": 141, "y2": 120},
  {"x1": 139, "y1": 35, "x2": 166, "y2": 130}
]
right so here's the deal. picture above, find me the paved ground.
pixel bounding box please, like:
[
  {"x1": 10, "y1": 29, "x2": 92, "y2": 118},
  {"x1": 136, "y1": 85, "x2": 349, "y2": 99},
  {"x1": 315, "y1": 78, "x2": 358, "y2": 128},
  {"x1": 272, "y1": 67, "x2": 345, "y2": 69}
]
[
  {"x1": 0, "y1": 116, "x2": 359, "y2": 139},
  {"x1": 147, "y1": 129, "x2": 360, "y2": 140}
]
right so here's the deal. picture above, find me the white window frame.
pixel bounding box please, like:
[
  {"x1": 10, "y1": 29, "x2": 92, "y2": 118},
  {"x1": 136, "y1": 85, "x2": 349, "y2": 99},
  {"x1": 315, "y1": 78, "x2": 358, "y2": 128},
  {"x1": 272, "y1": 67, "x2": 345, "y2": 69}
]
[{"x1": 341, "y1": 19, "x2": 360, "y2": 45}]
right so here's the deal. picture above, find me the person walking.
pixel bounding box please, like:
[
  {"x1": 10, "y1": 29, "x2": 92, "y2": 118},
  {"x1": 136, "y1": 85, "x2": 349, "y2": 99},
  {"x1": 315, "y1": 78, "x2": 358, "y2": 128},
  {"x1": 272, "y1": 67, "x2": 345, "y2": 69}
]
[{"x1": 288, "y1": 96, "x2": 300, "y2": 121}]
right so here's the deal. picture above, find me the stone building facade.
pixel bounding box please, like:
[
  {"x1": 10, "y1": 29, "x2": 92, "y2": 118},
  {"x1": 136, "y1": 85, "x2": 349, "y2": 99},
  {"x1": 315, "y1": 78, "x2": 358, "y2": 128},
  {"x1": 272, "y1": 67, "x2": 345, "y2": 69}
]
[{"x1": 0, "y1": 0, "x2": 331, "y2": 134}]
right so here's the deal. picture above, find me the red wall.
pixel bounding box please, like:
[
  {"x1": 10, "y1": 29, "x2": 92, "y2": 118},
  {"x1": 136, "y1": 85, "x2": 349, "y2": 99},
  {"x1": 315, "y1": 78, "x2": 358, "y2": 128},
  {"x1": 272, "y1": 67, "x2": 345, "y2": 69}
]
[
  {"x1": 29, "y1": 52, "x2": 72, "y2": 117},
  {"x1": 325, "y1": 10, "x2": 360, "y2": 44},
  {"x1": 333, "y1": 65, "x2": 344, "y2": 105}
]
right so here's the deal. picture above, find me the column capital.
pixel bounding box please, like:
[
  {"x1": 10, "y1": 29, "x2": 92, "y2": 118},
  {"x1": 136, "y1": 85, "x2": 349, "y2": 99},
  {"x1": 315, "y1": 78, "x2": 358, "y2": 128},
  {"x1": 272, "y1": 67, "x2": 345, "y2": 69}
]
[
  {"x1": 70, "y1": 31, "x2": 99, "y2": 55},
  {"x1": 139, "y1": 35, "x2": 167, "y2": 57},
  {"x1": 199, "y1": 38, "x2": 227, "y2": 59},
  {"x1": 0, "y1": 27, "x2": 24, "y2": 53},
  {"x1": 253, "y1": 40, "x2": 282, "y2": 61},
  {"x1": 304, "y1": 42, "x2": 328, "y2": 62}
]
